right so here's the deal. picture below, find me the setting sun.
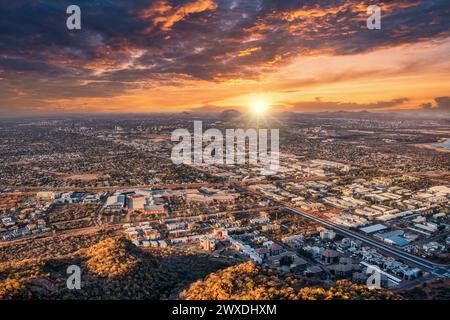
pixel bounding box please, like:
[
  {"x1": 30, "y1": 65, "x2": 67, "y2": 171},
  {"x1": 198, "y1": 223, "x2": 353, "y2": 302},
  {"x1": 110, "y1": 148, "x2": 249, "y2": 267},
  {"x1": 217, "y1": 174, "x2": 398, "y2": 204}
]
[{"x1": 250, "y1": 99, "x2": 269, "y2": 116}]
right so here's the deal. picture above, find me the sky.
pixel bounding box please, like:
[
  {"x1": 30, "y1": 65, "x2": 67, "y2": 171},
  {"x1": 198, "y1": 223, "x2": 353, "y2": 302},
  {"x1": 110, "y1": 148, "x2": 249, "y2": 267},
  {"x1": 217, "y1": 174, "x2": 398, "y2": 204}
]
[{"x1": 0, "y1": 0, "x2": 450, "y2": 115}]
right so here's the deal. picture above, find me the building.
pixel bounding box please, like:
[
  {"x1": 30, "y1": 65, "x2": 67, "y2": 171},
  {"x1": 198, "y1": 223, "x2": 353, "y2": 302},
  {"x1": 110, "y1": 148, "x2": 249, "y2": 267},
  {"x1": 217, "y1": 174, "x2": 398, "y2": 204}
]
[
  {"x1": 213, "y1": 228, "x2": 228, "y2": 241},
  {"x1": 320, "y1": 229, "x2": 336, "y2": 240},
  {"x1": 262, "y1": 224, "x2": 281, "y2": 232},
  {"x1": 267, "y1": 243, "x2": 283, "y2": 256},
  {"x1": 352, "y1": 271, "x2": 390, "y2": 288},
  {"x1": 374, "y1": 230, "x2": 410, "y2": 247},
  {"x1": 305, "y1": 266, "x2": 324, "y2": 277},
  {"x1": 127, "y1": 194, "x2": 146, "y2": 211},
  {"x1": 328, "y1": 264, "x2": 354, "y2": 278},
  {"x1": 228, "y1": 236, "x2": 262, "y2": 263},
  {"x1": 200, "y1": 237, "x2": 216, "y2": 252},
  {"x1": 143, "y1": 228, "x2": 161, "y2": 240},
  {"x1": 321, "y1": 249, "x2": 340, "y2": 264},
  {"x1": 143, "y1": 204, "x2": 166, "y2": 215},
  {"x1": 36, "y1": 191, "x2": 60, "y2": 200},
  {"x1": 255, "y1": 247, "x2": 269, "y2": 260},
  {"x1": 360, "y1": 224, "x2": 388, "y2": 234}
]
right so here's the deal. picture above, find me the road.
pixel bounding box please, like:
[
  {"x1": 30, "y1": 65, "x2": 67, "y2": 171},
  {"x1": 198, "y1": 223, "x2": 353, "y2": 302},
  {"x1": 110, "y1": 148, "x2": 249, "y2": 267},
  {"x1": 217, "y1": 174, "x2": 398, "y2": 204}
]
[
  {"x1": 240, "y1": 186, "x2": 450, "y2": 278},
  {"x1": 3, "y1": 182, "x2": 224, "y2": 193},
  {"x1": 286, "y1": 206, "x2": 442, "y2": 271}
]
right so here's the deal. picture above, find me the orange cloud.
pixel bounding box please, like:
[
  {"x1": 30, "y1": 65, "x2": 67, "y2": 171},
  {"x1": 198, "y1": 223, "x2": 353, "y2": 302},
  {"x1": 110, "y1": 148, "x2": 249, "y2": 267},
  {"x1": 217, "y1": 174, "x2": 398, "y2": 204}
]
[
  {"x1": 265, "y1": 54, "x2": 282, "y2": 66},
  {"x1": 238, "y1": 47, "x2": 261, "y2": 57},
  {"x1": 150, "y1": 0, "x2": 218, "y2": 31},
  {"x1": 139, "y1": 0, "x2": 172, "y2": 19},
  {"x1": 283, "y1": 5, "x2": 345, "y2": 22}
]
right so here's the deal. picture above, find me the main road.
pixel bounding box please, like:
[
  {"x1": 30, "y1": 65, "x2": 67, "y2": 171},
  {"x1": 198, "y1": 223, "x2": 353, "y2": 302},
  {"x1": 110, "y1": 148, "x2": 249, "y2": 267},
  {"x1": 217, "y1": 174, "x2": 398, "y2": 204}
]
[{"x1": 240, "y1": 186, "x2": 450, "y2": 277}]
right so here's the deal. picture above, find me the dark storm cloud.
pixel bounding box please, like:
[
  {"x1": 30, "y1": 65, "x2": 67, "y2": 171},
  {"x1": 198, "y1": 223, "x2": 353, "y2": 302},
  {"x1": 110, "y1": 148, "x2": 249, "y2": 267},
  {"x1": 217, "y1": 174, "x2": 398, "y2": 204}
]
[
  {"x1": 435, "y1": 96, "x2": 450, "y2": 112},
  {"x1": 421, "y1": 96, "x2": 450, "y2": 112},
  {"x1": 0, "y1": 0, "x2": 449, "y2": 109}
]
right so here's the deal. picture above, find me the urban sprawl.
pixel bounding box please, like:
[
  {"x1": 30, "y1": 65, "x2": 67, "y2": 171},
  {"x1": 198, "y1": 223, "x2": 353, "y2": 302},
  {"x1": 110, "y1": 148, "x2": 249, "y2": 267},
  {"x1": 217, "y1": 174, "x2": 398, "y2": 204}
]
[{"x1": 1, "y1": 113, "x2": 449, "y2": 294}]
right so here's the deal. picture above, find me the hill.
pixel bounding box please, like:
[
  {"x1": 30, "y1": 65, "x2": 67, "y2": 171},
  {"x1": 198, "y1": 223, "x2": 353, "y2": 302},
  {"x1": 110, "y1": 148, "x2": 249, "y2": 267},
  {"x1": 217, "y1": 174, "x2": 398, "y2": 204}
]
[
  {"x1": 1, "y1": 236, "x2": 404, "y2": 300},
  {"x1": 219, "y1": 109, "x2": 242, "y2": 121},
  {"x1": 0, "y1": 237, "x2": 233, "y2": 300},
  {"x1": 180, "y1": 261, "x2": 402, "y2": 300}
]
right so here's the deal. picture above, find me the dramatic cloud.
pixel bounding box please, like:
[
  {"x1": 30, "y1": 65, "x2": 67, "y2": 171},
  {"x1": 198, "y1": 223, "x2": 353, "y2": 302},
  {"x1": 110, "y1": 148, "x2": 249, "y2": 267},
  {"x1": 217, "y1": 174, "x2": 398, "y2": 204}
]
[
  {"x1": 149, "y1": 0, "x2": 218, "y2": 31},
  {"x1": 435, "y1": 96, "x2": 450, "y2": 112},
  {"x1": 285, "y1": 98, "x2": 410, "y2": 113},
  {"x1": 0, "y1": 0, "x2": 449, "y2": 113},
  {"x1": 421, "y1": 96, "x2": 450, "y2": 112}
]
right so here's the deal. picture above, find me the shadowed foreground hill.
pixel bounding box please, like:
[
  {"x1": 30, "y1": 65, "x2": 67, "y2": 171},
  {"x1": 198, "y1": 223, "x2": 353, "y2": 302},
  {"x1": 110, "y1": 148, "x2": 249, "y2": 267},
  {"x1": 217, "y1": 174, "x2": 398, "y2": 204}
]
[
  {"x1": 401, "y1": 278, "x2": 450, "y2": 300},
  {"x1": 180, "y1": 261, "x2": 402, "y2": 300},
  {"x1": 1, "y1": 237, "x2": 404, "y2": 300}
]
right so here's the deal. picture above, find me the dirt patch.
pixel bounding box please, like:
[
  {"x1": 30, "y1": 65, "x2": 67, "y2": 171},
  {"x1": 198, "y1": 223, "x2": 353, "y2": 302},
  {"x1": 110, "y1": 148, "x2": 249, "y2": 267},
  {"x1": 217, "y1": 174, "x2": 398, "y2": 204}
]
[{"x1": 64, "y1": 174, "x2": 104, "y2": 181}]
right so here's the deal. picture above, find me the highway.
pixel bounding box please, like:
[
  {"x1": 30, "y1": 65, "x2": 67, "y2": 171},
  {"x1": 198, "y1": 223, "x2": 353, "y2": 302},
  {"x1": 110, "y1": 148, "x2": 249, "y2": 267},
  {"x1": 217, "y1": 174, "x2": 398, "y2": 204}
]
[
  {"x1": 240, "y1": 186, "x2": 450, "y2": 278},
  {"x1": 286, "y1": 206, "x2": 435, "y2": 270},
  {"x1": 287, "y1": 206, "x2": 450, "y2": 277}
]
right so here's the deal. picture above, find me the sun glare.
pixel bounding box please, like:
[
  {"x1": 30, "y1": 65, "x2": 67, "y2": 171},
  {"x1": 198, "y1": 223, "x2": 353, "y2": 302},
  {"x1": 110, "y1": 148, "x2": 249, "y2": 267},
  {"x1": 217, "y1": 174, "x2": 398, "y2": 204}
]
[{"x1": 250, "y1": 99, "x2": 268, "y2": 116}]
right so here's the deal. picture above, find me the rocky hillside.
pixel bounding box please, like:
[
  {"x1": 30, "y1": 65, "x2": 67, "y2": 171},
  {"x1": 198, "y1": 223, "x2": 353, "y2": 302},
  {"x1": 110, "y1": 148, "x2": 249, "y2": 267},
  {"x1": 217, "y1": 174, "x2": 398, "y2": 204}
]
[
  {"x1": 0, "y1": 237, "x2": 232, "y2": 300},
  {"x1": 1, "y1": 237, "x2": 406, "y2": 300},
  {"x1": 180, "y1": 261, "x2": 402, "y2": 300}
]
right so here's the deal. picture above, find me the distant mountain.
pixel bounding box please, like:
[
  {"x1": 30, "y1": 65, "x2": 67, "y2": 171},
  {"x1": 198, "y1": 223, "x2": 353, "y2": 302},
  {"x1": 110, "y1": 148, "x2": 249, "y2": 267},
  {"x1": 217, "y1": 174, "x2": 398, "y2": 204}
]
[{"x1": 219, "y1": 109, "x2": 242, "y2": 121}]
